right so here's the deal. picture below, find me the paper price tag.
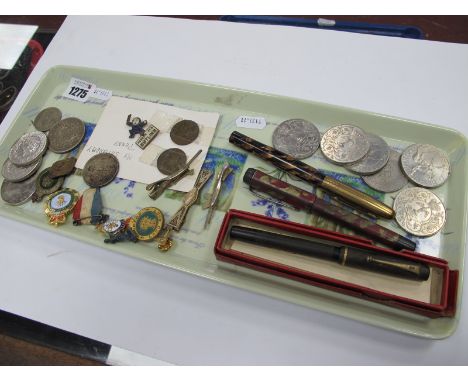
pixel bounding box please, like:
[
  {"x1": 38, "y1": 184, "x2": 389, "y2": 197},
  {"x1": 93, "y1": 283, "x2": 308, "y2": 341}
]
[
  {"x1": 235, "y1": 116, "x2": 266, "y2": 129},
  {"x1": 63, "y1": 77, "x2": 96, "y2": 102},
  {"x1": 91, "y1": 87, "x2": 113, "y2": 101}
]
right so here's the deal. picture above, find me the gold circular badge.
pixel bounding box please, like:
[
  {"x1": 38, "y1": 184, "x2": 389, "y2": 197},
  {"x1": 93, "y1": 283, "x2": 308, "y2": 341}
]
[
  {"x1": 128, "y1": 207, "x2": 164, "y2": 241},
  {"x1": 44, "y1": 188, "x2": 80, "y2": 226}
]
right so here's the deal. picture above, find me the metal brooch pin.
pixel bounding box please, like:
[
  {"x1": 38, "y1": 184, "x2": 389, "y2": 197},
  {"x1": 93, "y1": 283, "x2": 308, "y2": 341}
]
[
  {"x1": 146, "y1": 149, "x2": 202, "y2": 201},
  {"x1": 203, "y1": 162, "x2": 232, "y2": 229},
  {"x1": 157, "y1": 168, "x2": 213, "y2": 252}
]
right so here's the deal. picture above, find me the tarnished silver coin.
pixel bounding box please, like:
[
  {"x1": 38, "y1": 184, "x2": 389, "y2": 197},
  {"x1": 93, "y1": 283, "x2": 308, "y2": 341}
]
[
  {"x1": 157, "y1": 148, "x2": 187, "y2": 175},
  {"x1": 320, "y1": 124, "x2": 370, "y2": 164},
  {"x1": 1, "y1": 175, "x2": 37, "y2": 205},
  {"x1": 400, "y1": 144, "x2": 450, "y2": 188},
  {"x1": 362, "y1": 150, "x2": 408, "y2": 193},
  {"x1": 272, "y1": 119, "x2": 320, "y2": 159},
  {"x1": 33, "y1": 107, "x2": 62, "y2": 132},
  {"x1": 31, "y1": 167, "x2": 65, "y2": 202},
  {"x1": 9, "y1": 131, "x2": 48, "y2": 166},
  {"x1": 82, "y1": 153, "x2": 120, "y2": 187},
  {"x1": 1, "y1": 157, "x2": 42, "y2": 182},
  {"x1": 48, "y1": 117, "x2": 85, "y2": 153},
  {"x1": 170, "y1": 120, "x2": 200, "y2": 145},
  {"x1": 394, "y1": 187, "x2": 446, "y2": 237},
  {"x1": 345, "y1": 133, "x2": 390, "y2": 175}
]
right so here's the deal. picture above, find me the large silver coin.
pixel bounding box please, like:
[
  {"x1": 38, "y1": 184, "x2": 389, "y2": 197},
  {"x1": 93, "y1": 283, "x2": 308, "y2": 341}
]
[
  {"x1": 1, "y1": 157, "x2": 42, "y2": 183},
  {"x1": 345, "y1": 133, "x2": 390, "y2": 175},
  {"x1": 272, "y1": 119, "x2": 320, "y2": 159},
  {"x1": 394, "y1": 187, "x2": 446, "y2": 237},
  {"x1": 1, "y1": 175, "x2": 37, "y2": 205},
  {"x1": 157, "y1": 148, "x2": 187, "y2": 175},
  {"x1": 400, "y1": 144, "x2": 450, "y2": 188},
  {"x1": 33, "y1": 107, "x2": 62, "y2": 132},
  {"x1": 320, "y1": 124, "x2": 370, "y2": 164},
  {"x1": 48, "y1": 117, "x2": 85, "y2": 153},
  {"x1": 362, "y1": 150, "x2": 408, "y2": 193},
  {"x1": 8, "y1": 131, "x2": 48, "y2": 166},
  {"x1": 82, "y1": 153, "x2": 120, "y2": 187}
]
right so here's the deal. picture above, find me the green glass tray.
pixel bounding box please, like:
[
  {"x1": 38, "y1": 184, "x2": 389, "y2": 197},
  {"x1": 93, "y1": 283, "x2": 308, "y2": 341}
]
[{"x1": 1, "y1": 65, "x2": 466, "y2": 339}]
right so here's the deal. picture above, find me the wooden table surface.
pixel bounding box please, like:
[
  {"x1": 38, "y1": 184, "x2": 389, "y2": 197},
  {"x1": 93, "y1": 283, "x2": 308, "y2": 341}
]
[{"x1": 0, "y1": 15, "x2": 467, "y2": 366}]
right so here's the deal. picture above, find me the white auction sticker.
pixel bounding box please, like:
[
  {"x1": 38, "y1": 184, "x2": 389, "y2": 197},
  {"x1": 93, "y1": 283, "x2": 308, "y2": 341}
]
[
  {"x1": 91, "y1": 87, "x2": 113, "y2": 101},
  {"x1": 235, "y1": 116, "x2": 266, "y2": 129},
  {"x1": 63, "y1": 77, "x2": 96, "y2": 102}
]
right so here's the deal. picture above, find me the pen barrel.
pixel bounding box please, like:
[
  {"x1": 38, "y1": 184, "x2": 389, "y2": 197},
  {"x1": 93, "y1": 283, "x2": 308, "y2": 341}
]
[
  {"x1": 243, "y1": 168, "x2": 415, "y2": 251},
  {"x1": 230, "y1": 225, "x2": 341, "y2": 262},
  {"x1": 230, "y1": 226, "x2": 430, "y2": 281},
  {"x1": 229, "y1": 131, "x2": 325, "y2": 184},
  {"x1": 229, "y1": 131, "x2": 394, "y2": 219},
  {"x1": 341, "y1": 247, "x2": 430, "y2": 281}
]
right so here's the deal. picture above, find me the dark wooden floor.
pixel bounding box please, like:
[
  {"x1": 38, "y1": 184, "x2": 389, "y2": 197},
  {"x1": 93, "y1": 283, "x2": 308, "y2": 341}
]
[{"x1": 0, "y1": 15, "x2": 467, "y2": 366}]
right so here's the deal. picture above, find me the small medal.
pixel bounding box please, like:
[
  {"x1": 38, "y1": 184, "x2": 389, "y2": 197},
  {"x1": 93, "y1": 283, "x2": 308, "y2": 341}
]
[
  {"x1": 98, "y1": 218, "x2": 138, "y2": 244},
  {"x1": 128, "y1": 207, "x2": 164, "y2": 241},
  {"x1": 44, "y1": 188, "x2": 80, "y2": 226},
  {"x1": 32, "y1": 167, "x2": 65, "y2": 202},
  {"x1": 49, "y1": 157, "x2": 77, "y2": 179},
  {"x1": 72, "y1": 187, "x2": 108, "y2": 225}
]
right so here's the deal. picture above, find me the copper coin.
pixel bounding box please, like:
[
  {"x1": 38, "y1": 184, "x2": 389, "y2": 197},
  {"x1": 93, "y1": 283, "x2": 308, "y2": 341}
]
[
  {"x1": 170, "y1": 120, "x2": 200, "y2": 145},
  {"x1": 49, "y1": 157, "x2": 77, "y2": 178},
  {"x1": 156, "y1": 148, "x2": 187, "y2": 175},
  {"x1": 82, "y1": 153, "x2": 120, "y2": 187},
  {"x1": 33, "y1": 107, "x2": 62, "y2": 132},
  {"x1": 48, "y1": 117, "x2": 85, "y2": 153}
]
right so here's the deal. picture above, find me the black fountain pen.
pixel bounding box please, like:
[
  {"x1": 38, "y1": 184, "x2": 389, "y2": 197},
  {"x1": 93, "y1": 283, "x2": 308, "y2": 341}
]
[{"x1": 230, "y1": 226, "x2": 430, "y2": 281}]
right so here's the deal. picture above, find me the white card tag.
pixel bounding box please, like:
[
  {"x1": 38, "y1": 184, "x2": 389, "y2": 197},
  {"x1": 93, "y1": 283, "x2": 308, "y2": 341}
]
[
  {"x1": 91, "y1": 87, "x2": 113, "y2": 101},
  {"x1": 236, "y1": 116, "x2": 266, "y2": 129},
  {"x1": 63, "y1": 77, "x2": 96, "y2": 102}
]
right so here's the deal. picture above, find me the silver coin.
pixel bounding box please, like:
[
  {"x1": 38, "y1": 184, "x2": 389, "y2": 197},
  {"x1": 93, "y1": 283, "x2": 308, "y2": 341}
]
[
  {"x1": 362, "y1": 150, "x2": 408, "y2": 193},
  {"x1": 1, "y1": 157, "x2": 42, "y2": 182},
  {"x1": 48, "y1": 117, "x2": 86, "y2": 153},
  {"x1": 400, "y1": 144, "x2": 450, "y2": 188},
  {"x1": 345, "y1": 133, "x2": 390, "y2": 175},
  {"x1": 82, "y1": 153, "x2": 120, "y2": 187},
  {"x1": 156, "y1": 148, "x2": 187, "y2": 175},
  {"x1": 320, "y1": 124, "x2": 370, "y2": 164},
  {"x1": 272, "y1": 119, "x2": 321, "y2": 159},
  {"x1": 8, "y1": 131, "x2": 48, "y2": 166},
  {"x1": 1, "y1": 175, "x2": 37, "y2": 205},
  {"x1": 394, "y1": 187, "x2": 446, "y2": 237},
  {"x1": 33, "y1": 107, "x2": 62, "y2": 132}
]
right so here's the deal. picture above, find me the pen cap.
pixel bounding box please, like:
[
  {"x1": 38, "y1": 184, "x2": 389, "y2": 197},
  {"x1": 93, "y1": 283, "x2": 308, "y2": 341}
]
[{"x1": 243, "y1": 168, "x2": 317, "y2": 210}]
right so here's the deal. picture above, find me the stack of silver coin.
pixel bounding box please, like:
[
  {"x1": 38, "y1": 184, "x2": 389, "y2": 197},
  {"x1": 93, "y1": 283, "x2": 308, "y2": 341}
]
[
  {"x1": 272, "y1": 119, "x2": 451, "y2": 238},
  {"x1": 1, "y1": 107, "x2": 86, "y2": 205},
  {"x1": 1, "y1": 131, "x2": 48, "y2": 205}
]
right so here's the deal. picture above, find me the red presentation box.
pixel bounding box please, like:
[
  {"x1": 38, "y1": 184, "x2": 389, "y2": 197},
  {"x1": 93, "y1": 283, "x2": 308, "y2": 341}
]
[{"x1": 215, "y1": 209, "x2": 458, "y2": 318}]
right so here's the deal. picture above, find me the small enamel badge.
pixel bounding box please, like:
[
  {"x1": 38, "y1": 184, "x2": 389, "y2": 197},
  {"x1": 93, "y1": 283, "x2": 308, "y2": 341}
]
[
  {"x1": 44, "y1": 188, "x2": 80, "y2": 226},
  {"x1": 128, "y1": 207, "x2": 164, "y2": 242},
  {"x1": 98, "y1": 218, "x2": 138, "y2": 244}
]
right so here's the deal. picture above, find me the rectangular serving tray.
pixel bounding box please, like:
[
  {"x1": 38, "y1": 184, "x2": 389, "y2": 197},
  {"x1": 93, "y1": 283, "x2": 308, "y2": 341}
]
[{"x1": 1, "y1": 65, "x2": 466, "y2": 338}]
